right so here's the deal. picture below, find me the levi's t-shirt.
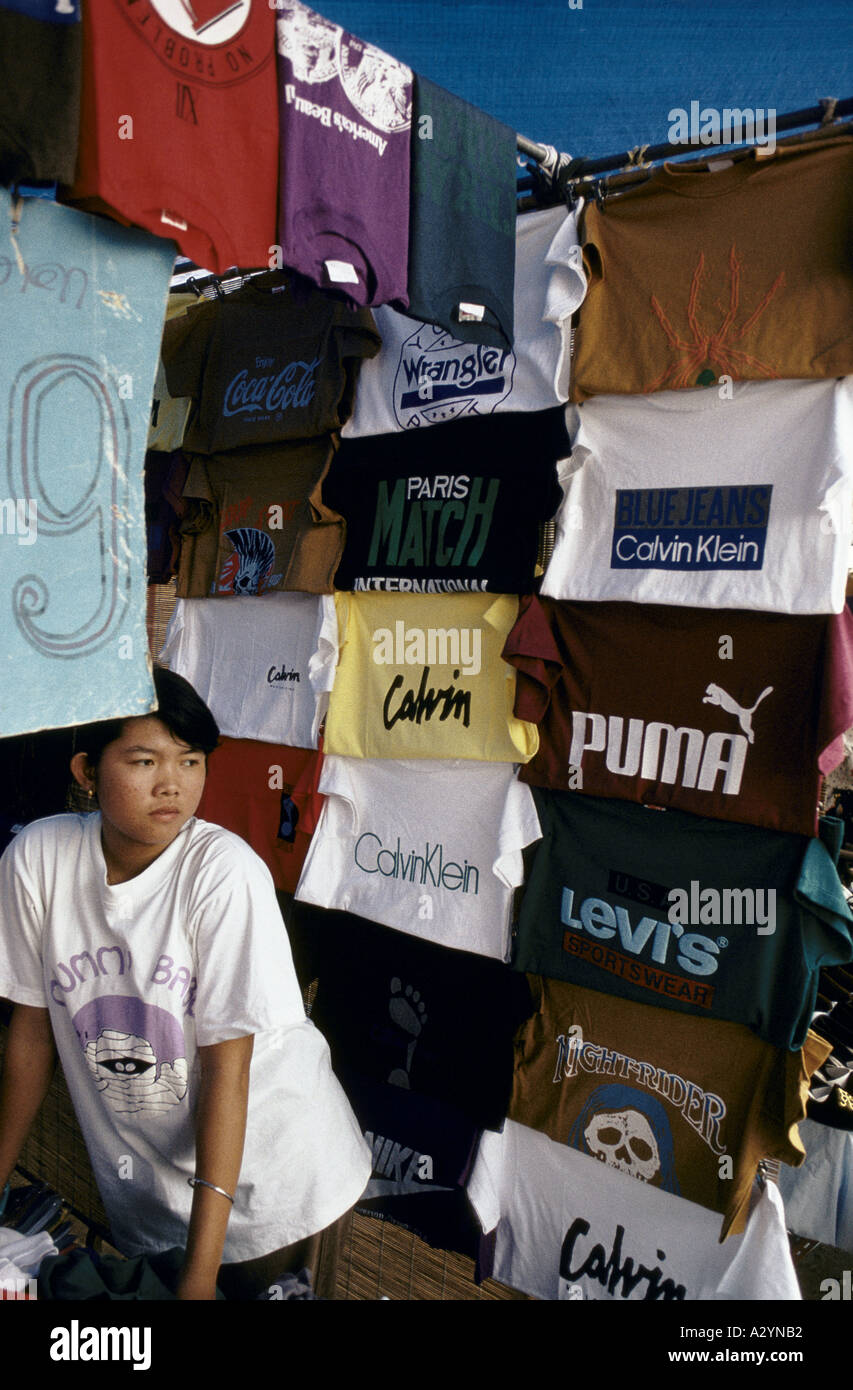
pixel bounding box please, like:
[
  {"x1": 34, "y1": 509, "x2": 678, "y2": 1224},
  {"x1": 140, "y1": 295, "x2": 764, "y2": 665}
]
[
  {"x1": 162, "y1": 271, "x2": 380, "y2": 453},
  {"x1": 542, "y1": 378, "x2": 853, "y2": 614},
  {"x1": 160, "y1": 593, "x2": 337, "y2": 748},
  {"x1": 503, "y1": 596, "x2": 853, "y2": 836},
  {"x1": 326, "y1": 408, "x2": 567, "y2": 594},
  {"x1": 468, "y1": 1121, "x2": 801, "y2": 1300},
  {"x1": 514, "y1": 789, "x2": 853, "y2": 1049},
  {"x1": 324, "y1": 592, "x2": 538, "y2": 763},
  {"x1": 295, "y1": 756, "x2": 541, "y2": 960},
  {"x1": 177, "y1": 440, "x2": 343, "y2": 598},
  {"x1": 509, "y1": 975, "x2": 831, "y2": 1236}
]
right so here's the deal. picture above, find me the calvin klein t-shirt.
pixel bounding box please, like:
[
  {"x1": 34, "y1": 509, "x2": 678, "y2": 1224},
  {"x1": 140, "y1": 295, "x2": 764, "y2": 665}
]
[
  {"x1": 323, "y1": 592, "x2": 538, "y2": 763},
  {"x1": 542, "y1": 378, "x2": 853, "y2": 613},
  {"x1": 514, "y1": 789, "x2": 853, "y2": 1048},
  {"x1": 160, "y1": 593, "x2": 337, "y2": 748},
  {"x1": 468, "y1": 1121, "x2": 801, "y2": 1300},
  {"x1": 503, "y1": 596, "x2": 853, "y2": 836},
  {"x1": 295, "y1": 756, "x2": 541, "y2": 959}
]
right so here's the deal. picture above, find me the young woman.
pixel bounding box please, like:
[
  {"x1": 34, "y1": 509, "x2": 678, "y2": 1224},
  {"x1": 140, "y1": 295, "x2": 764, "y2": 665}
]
[{"x1": 0, "y1": 667, "x2": 370, "y2": 1299}]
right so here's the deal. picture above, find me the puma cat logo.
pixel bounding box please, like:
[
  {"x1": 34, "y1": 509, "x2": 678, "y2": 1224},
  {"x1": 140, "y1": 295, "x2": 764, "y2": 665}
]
[{"x1": 702, "y1": 683, "x2": 773, "y2": 744}]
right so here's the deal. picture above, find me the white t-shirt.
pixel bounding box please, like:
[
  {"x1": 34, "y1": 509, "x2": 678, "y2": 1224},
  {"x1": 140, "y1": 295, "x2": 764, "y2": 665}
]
[
  {"x1": 294, "y1": 757, "x2": 541, "y2": 960},
  {"x1": 467, "y1": 1121, "x2": 800, "y2": 1302},
  {"x1": 0, "y1": 814, "x2": 371, "y2": 1261},
  {"x1": 778, "y1": 1118, "x2": 853, "y2": 1252},
  {"x1": 542, "y1": 377, "x2": 853, "y2": 613},
  {"x1": 160, "y1": 593, "x2": 337, "y2": 748},
  {"x1": 342, "y1": 205, "x2": 586, "y2": 436}
]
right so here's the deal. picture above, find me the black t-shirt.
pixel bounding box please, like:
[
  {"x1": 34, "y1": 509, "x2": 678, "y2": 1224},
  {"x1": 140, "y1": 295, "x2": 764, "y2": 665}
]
[
  {"x1": 0, "y1": 7, "x2": 81, "y2": 186},
  {"x1": 290, "y1": 903, "x2": 535, "y2": 1130},
  {"x1": 326, "y1": 407, "x2": 568, "y2": 593},
  {"x1": 406, "y1": 74, "x2": 517, "y2": 351}
]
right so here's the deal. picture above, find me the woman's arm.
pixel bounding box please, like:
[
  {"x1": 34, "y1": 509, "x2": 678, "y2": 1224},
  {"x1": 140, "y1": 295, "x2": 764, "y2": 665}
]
[
  {"x1": 0, "y1": 1003, "x2": 57, "y2": 1190},
  {"x1": 175, "y1": 1033, "x2": 255, "y2": 1301}
]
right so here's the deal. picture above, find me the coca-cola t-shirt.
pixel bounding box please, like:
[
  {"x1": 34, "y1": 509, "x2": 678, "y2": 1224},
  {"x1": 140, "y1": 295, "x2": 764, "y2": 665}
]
[
  {"x1": 162, "y1": 271, "x2": 380, "y2": 452},
  {"x1": 503, "y1": 596, "x2": 853, "y2": 836},
  {"x1": 275, "y1": 0, "x2": 412, "y2": 307},
  {"x1": 325, "y1": 408, "x2": 567, "y2": 594}
]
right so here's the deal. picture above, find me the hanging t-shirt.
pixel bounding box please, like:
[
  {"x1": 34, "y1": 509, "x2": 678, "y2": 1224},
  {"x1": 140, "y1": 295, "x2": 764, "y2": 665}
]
[
  {"x1": 406, "y1": 73, "x2": 516, "y2": 350},
  {"x1": 468, "y1": 1121, "x2": 801, "y2": 1301},
  {"x1": 510, "y1": 975, "x2": 831, "y2": 1237},
  {"x1": 347, "y1": 1073, "x2": 484, "y2": 1259},
  {"x1": 570, "y1": 135, "x2": 853, "y2": 401},
  {"x1": 196, "y1": 738, "x2": 324, "y2": 893},
  {"x1": 514, "y1": 790, "x2": 853, "y2": 1049},
  {"x1": 342, "y1": 205, "x2": 586, "y2": 436},
  {"x1": 295, "y1": 757, "x2": 541, "y2": 960},
  {"x1": 777, "y1": 1119, "x2": 853, "y2": 1252},
  {"x1": 323, "y1": 592, "x2": 538, "y2": 763},
  {"x1": 65, "y1": 1, "x2": 280, "y2": 274},
  {"x1": 0, "y1": 813, "x2": 371, "y2": 1261},
  {"x1": 160, "y1": 593, "x2": 336, "y2": 748},
  {"x1": 0, "y1": 190, "x2": 173, "y2": 738},
  {"x1": 176, "y1": 439, "x2": 343, "y2": 598},
  {"x1": 162, "y1": 271, "x2": 380, "y2": 452},
  {"x1": 503, "y1": 596, "x2": 853, "y2": 836},
  {"x1": 147, "y1": 292, "x2": 202, "y2": 453},
  {"x1": 543, "y1": 377, "x2": 853, "y2": 614},
  {"x1": 289, "y1": 905, "x2": 535, "y2": 1132},
  {"x1": 0, "y1": 1, "x2": 81, "y2": 187},
  {"x1": 144, "y1": 450, "x2": 190, "y2": 586},
  {"x1": 326, "y1": 408, "x2": 567, "y2": 593},
  {"x1": 275, "y1": 1, "x2": 411, "y2": 307}
]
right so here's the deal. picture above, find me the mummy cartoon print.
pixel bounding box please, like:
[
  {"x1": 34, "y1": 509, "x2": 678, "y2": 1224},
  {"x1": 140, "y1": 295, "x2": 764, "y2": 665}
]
[
  {"x1": 568, "y1": 1083, "x2": 681, "y2": 1193},
  {"x1": 73, "y1": 997, "x2": 188, "y2": 1116}
]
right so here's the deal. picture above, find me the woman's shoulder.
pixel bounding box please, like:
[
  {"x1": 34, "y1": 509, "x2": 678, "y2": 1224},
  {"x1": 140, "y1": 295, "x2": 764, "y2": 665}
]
[
  {"x1": 179, "y1": 818, "x2": 275, "y2": 892},
  {"x1": 4, "y1": 813, "x2": 92, "y2": 860}
]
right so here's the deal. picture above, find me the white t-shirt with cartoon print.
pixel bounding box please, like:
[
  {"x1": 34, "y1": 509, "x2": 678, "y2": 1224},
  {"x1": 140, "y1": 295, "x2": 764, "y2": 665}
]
[
  {"x1": 0, "y1": 813, "x2": 370, "y2": 1261},
  {"x1": 295, "y1": 757, "x2": 541, "y2": 960}
]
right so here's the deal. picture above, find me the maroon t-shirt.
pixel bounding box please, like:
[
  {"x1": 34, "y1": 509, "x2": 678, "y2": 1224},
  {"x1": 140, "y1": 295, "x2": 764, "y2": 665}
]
[
  {"x1": 503, "y1": 597, "x2": 853, "y2": 836},
  {"x1": 275, "y1": 2, "x2": 411, "y2": 307}
]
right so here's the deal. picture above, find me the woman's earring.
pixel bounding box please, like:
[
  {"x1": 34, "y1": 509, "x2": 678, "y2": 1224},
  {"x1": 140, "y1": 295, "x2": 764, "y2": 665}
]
[{"x1": 87, "y1": 787, "x2": 94, "y2": 799}]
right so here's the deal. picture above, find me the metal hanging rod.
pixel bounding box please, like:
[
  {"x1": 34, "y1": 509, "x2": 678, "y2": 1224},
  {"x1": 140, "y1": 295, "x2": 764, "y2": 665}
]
[{"x1": 516, "y1": 95, "x2": 853, "y2": 183}]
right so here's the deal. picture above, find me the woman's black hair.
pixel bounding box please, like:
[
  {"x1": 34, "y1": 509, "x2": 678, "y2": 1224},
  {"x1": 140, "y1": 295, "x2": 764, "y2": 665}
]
[{"x1": 73, "y1": 667, "x2": 220, "y2": 767}]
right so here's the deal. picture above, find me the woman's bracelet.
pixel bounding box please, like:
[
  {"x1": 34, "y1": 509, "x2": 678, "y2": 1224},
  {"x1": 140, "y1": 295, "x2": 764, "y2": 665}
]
[{"x1": 187, "y1": 1176, "x2": 235, "y2": 1204}]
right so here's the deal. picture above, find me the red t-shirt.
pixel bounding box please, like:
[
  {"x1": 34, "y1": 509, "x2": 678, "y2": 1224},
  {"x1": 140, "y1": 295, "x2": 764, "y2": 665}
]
[
  {"x1": 65, "y1": 0, "x2": 279, "y2": 274},
  {"x1": 197, "y1": 737, "x2": 324, "y2": 892},
  {"x1": 503, "y1": 596, "x2": 853, "y2": 836}
]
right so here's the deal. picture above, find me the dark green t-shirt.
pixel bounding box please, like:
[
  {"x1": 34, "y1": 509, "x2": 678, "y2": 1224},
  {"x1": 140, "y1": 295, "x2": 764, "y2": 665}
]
[{"x1": 514, "y1": 790, "x2": 853, "y2": 1050}]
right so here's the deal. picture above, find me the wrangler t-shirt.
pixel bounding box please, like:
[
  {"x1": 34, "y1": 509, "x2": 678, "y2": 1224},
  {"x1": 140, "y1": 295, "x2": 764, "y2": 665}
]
[
  {"x1": 509, "y1": 976, "x2": 831, "y2": 1236},
  {"x1": 503, "y1": 596, "x2": 853, "y2": 836},
  {"x1": 514, "y1": 790, "x2": 853, "y2": 1048}
]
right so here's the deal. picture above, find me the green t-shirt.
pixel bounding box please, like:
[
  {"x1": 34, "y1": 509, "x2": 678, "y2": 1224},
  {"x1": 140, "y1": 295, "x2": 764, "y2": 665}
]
[{"x1": 514, "y1": 790, "x2": 853, "y2": 1050}]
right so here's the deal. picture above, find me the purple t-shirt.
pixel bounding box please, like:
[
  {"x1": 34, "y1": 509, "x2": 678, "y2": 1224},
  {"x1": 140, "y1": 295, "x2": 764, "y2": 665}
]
[{"x1": 275, "y1": 1, "x2": 412, "y2": 308}]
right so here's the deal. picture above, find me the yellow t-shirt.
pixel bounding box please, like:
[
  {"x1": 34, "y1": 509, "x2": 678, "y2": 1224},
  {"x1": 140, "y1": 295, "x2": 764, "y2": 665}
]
[{"x1": 323, "y1": 592, "x2": 538, "y2": 762}]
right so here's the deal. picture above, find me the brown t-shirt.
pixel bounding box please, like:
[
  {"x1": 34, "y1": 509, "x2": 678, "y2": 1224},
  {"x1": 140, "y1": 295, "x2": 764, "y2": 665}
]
[
  {"x1": 177, "y1": 439, "x2": 343, "y2": 598},
  {"x1": 509, "y1": 976, "x2": 831, "y2": 1237},
  {"x1": 162, "y1": 271, "x2": 380, "y2": 452},
  {"x1": 570, "y1": 136, "x2": 853, "y2": 400}
]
